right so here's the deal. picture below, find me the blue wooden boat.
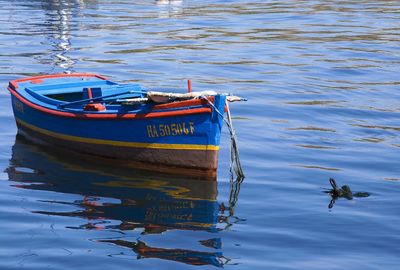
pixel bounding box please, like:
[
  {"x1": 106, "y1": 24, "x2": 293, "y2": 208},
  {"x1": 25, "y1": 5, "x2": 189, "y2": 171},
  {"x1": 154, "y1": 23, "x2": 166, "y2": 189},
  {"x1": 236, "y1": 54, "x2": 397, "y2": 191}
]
[{"x1": 8, "y1": 73, "x2": 228, "y2": 177}]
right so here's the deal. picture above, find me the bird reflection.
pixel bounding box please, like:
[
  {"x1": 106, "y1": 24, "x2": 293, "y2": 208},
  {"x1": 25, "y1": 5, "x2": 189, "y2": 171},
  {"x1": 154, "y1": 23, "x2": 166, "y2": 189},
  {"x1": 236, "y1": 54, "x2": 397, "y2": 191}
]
[{"x1": 7, "y1": 135, "x2": 232, "y2": 267}]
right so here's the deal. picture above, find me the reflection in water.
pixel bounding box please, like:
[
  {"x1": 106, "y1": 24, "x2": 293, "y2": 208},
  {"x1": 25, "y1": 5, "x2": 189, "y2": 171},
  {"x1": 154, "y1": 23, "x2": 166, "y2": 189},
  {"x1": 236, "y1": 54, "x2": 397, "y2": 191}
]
[
  {"x1": 218, "y1": 175, "x2": 246, "y2": 230},
  {"x1": 99, "y1": 239, "x2": 229, "y2": 267},
  {"x1": 39, "y1": 0, "x2": 87, "y2": 72},
  {"x1": 0, "y1": 0, "x2": 399, "y2": 268},
  {"x1": 156, "y1": 0, "x2": 184, "y2": 18},
  {"x1": 7, "y1": 136, "x2": 233, "y2": 267}
]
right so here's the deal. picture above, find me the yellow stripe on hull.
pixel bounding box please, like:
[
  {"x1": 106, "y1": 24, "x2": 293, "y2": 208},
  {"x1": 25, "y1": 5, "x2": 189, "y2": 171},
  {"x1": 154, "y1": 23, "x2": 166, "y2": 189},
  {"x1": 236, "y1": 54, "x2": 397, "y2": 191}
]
[{"x1": 16, "y1": 118, "x2": 219, "y2": 151}]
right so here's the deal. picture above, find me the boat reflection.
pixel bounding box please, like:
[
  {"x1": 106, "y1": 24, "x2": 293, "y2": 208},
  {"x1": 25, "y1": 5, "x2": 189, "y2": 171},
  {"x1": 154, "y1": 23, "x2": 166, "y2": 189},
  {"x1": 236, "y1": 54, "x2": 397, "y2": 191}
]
[
  {"x1": 7, "y1": 136, "x2": 229, "y2": 267},
  {"x1": 8, "y1": 135, "x2": 219, "y2": 232},
  {"x1": 99, "y1": 239, "x2": 228, "y2": 267}
]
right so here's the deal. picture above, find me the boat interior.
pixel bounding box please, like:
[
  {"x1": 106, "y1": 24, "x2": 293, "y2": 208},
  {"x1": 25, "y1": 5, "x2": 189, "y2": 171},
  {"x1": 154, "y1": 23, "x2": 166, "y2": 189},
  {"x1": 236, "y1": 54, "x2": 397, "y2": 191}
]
[
  {"x1": 12, "y1": 76, "x2": 150, "y2": 112},
  {"x1": 10, "y1": 75, "x2": 204, "y2": 113}
]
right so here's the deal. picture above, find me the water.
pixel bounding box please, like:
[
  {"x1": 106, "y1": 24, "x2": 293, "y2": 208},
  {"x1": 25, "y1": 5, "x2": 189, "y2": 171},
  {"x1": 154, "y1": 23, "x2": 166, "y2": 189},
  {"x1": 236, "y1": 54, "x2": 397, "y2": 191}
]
[{"x1": 1, "y1": 0, "x2": 400, "y2": 269}]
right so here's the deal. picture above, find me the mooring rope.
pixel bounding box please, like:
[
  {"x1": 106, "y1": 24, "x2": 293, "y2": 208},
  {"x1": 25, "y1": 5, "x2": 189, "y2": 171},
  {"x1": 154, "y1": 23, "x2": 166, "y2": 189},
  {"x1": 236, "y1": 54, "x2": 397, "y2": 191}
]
[
  {"x1": 120, "y1": 92, "x2": 245, "y2": 177},
  {"x1": 228, "y1": 175, "x2": 245, "y2": 216},
  {"x1": 202, "y1": 97, "x2": 245, "y2": 178}
]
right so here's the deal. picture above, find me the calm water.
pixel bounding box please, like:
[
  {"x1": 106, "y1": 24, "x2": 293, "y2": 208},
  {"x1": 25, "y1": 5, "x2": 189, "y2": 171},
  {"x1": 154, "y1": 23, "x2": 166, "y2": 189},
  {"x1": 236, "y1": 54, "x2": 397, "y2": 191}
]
[{"x1": 1, "y1": 0, "x2": 400, "y2": 269}]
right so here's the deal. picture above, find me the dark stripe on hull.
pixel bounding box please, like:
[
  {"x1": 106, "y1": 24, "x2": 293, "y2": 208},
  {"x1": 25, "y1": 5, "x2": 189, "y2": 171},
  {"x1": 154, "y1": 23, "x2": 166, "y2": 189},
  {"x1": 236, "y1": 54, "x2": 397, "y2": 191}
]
[{"x1": 17, "y1": 122, "x2": 218, "y2": 179}]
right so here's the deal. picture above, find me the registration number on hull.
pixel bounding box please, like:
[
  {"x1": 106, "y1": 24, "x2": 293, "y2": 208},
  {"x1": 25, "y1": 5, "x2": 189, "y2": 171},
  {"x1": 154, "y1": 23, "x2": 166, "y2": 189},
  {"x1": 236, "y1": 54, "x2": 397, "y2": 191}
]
[{"x1": 147, "y1": 122, "x2": 195, "y2": 138}]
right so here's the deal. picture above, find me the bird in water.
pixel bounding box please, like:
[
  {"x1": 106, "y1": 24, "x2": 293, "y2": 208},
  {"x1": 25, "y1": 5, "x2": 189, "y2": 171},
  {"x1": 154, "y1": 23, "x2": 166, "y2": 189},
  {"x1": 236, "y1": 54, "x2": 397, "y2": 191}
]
[{"x1": 325, "y1": 178, "x2": 370, "y2": 209}]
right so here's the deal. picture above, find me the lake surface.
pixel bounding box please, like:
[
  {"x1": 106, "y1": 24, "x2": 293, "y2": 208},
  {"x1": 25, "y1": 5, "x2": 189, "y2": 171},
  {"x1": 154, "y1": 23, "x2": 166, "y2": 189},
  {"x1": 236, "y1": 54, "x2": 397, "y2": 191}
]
[{"x1": 1, "y1": 0, "x2": 400, "y2": 269}]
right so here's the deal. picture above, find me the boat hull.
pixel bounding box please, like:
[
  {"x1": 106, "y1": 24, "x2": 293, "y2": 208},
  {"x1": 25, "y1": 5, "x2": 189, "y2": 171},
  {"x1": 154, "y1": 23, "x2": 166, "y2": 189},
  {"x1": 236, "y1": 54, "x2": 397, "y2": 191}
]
[
  {"x1": 8, "y1": 74, "x2": 225, "y2": 176},
  {"x1": 15, "y1": 117, "x2": 219, "y2": 173}
]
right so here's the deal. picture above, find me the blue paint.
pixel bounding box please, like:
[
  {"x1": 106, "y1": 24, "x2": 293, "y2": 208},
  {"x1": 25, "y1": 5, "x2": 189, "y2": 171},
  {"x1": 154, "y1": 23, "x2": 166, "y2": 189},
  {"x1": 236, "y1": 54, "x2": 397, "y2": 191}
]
[
  {"x1": 11, "y1": 75, "x2": 226, "y2": 147},
  {"x1": 82, "y1": 87, "x2": 102, "y2": 99},
  {"x1": 1, "y1": 1, "x2": 400, "y2": 270}
]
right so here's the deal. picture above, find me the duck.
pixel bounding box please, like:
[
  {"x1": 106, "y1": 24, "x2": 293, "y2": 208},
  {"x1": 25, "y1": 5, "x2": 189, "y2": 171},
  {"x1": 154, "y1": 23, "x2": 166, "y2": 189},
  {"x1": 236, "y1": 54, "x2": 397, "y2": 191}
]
[
  {"x1": 326, "y1": 178, "x2": 370, "y2": 209},
  {"x1": 329, "y1": 178, "x2": 353, "y2": 200}
]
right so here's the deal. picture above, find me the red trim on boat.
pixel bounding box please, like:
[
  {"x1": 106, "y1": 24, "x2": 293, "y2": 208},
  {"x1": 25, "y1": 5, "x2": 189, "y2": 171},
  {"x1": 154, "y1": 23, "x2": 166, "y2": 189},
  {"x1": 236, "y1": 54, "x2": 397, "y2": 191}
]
[
  {"x1": 187, "y1": 79, "x2": 192, "y2": 93},
  {"x1": 84, "y1": 103, "x2": 106, "y2": 111},
  {"x1": 8, "y1": 87, "x2": 212, "y2": 119},
  {"x1": 152, "y1": 96, "x2": 214, "y2": 110},
  {"x1": 9, "y1": 73, "x2": 107, "y2": 90},
  {"x1": 87, "y1": 87, "x2": 93, "y2": 99},
  {"x1": 31, "y1": 79, "x2": 44, "y2": 84},
  {"x1": 8, "y1": 73, "x2": 215, "y2": 119}
]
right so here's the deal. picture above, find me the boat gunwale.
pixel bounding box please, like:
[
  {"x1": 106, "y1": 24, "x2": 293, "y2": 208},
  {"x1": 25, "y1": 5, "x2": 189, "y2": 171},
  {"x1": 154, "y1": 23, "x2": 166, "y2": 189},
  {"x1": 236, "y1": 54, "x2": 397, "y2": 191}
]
[
  {"x1": 8, "y1": 73, "x2": 108, "y2": 91},
  {"x1": 8, "y1": 73, "x2": 215, "y2": 120}
]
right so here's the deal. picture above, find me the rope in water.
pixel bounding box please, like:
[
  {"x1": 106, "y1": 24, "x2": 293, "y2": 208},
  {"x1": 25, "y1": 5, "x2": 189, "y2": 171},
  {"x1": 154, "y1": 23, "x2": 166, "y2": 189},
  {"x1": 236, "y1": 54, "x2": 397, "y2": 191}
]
[{"x1": 202, "y1": 96, "x2": 245, "y2": 178}]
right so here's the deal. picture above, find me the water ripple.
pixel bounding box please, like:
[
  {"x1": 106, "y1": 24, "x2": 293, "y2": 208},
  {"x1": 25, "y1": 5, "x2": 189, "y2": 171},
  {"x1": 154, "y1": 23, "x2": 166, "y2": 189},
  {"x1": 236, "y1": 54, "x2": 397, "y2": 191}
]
[{"x1": 1, "y1": 0, "x2": 400, "y2": 269}]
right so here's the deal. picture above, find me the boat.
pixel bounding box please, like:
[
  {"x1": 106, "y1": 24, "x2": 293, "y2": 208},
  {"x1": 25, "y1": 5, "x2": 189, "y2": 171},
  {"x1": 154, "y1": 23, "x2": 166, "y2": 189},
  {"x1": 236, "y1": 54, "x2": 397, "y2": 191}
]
[{"x1": 8, "y1": 73, "x2": 242, "y2": 177}]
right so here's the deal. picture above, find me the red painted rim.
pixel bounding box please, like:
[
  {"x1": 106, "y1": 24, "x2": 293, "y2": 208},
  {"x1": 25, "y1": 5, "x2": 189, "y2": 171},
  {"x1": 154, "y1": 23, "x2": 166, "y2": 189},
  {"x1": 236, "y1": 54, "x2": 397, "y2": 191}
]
[
  {"x1": 9, "y1": 73, "x2": 107, "y2": 90},
  {"x1": 9, "y1": 87, "x2": 212, "y2": 119},
  {"x1": 8, "y1": 73, "x2": 214, "y2": 119}
]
